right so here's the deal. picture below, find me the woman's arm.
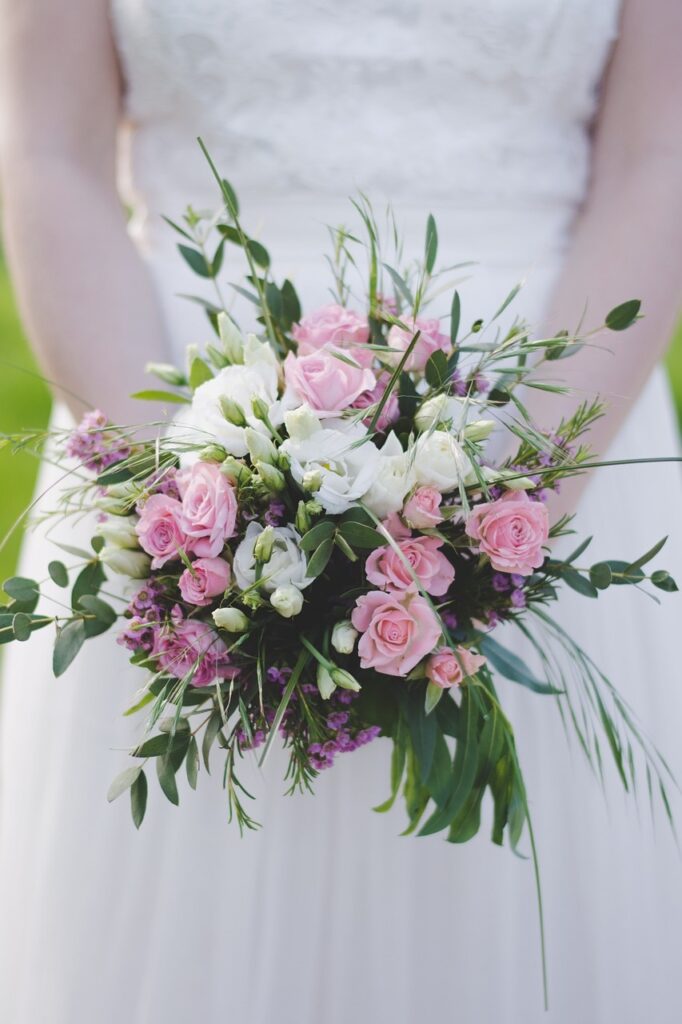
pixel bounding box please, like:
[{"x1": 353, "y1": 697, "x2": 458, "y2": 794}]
[
  {"x1": 528, "y1": 0, "x2": 682, "y2": 514},
  {"x1": 0, "y1": 0, "x2": 169, "y2": 425}
]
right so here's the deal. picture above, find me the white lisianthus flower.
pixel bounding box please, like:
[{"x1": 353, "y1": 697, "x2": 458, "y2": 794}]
[
  {"x1": 282, "y1": 410, "x2": 381, "y2": 515},
  {"x1": 362, "y1": 432, "x2": 415, "y2": 519},
  {"x1": 270, "y1": 585, "x2": 304, "y2": 618},
  {"x1": 100, "y1": 547, "x2": 151, "y2": 579},
  {"x1": 331, "y1": 620, "x2": 358, "y2": 655},
  {"x1": 95, "y1": 516, "x2": 139, "y2": 550},
  {"x1": 412, "y1": 429, "x2": 470, "y2": 492},
  {"x1": 233, "y1": 522, "x2": 313, "y2": 594},
  {"x1": 415, "y1": 394, "x2": 468, "y2": 433},
  {"x1": 188, "y1": 335, "x2": 296, "y2": 457}
]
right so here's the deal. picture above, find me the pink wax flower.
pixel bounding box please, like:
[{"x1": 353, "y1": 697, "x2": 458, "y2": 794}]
[
  {"x1": 292, "y1": 304, "x2": 372, "y2": 366},
  {"x1": 284, "y1": 348, "x2": 376, "y2": 416},
  {"x1": 365, "y1": 536, "x2": 455, "y2": 597},
  {"x1": 426, "y1": 646, "x2": 487, "y2": 689},
  {"x1": 178, "y1": 557, "x2": 231, "y2": 606},
  {"x1": 152, "y1": 618, "x2": 235, "y2": 687},
  {"x1": 403, "y1": 486, "x2": 444, "y2": 529},
  {"x1": 177, "y1": 461, "x2": 238, "y2": 559},
  {"x1": 465, "y1": 490, "x2": 549, "y2": 576},
  {"x1": 66, "y1": 409, "x2": 130, "y2": 473},
  {"x1": 136, "y1": 493, "x2": 187, "y2": 570},
  {"x1": 350, "y1": 370, "x2": 400, "y2": 432},
  {"x1": 351, "y1": 590, "x2": 441, "y2": 677},
  {"x1": 386, "y1": 315, "x2": 450, "y2": 372}
]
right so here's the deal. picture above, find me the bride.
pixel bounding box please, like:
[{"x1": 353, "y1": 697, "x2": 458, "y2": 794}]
[{"x1": 1, "y1": 1, "x2": 681, "y2": 1021}]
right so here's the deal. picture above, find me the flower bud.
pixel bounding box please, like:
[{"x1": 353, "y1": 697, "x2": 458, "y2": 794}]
[
  {"x1": 219, "y1": 396, "x2": 247, "y2": 426},
  {"x1": 250, "y1": 395, "x2": 271, "y2": 424},
  {"x1": 295, "y1": 500, "x2": 311, "y2": 535},
  {"x1": 212, "y1": 607, "x2": 249, "y2": 632},
  {"x1": 220, "y1": 457, "x2": 251, "y2": 484},
  {"x1": 100, "y1": 547, "x2": 151, "y2": 579},
  {"x1": 302, "y1": 469, "x2": 323, "y2": 493},
  {"x1": 185, "y1": 344, "x2": 200, "y2": 379},
  {"x1": 284, "y1": 404, "x2": 320, "y2": 441},
  {"x1": 306, "y1": 500, "x2": 323, "y2": 516},
  {"x1": 94, "y1": 480, "x2": 140, "y2": 515},
  {"x1": 270, "y1": 585, "x2": 304, "y2": 618},
  {"x1": 255, "y1": 461, "x2": 286, "y2": 493},
  {"x1": 245, "y1": 427, "x2": 278, "y2": 465},
  {"x1": 145, "y1": 361, "x2": 186, "y2": 387},
  {"x1": 95, "y1": 516, "x2": 139, "y2": 550},
  {"x1": 316, "y1": 663, "x2": 337, "y2": 700},
  {"x1": 415, "y1": 394, "x2": 465, "y2": 433},
  {"x1": 330, "y1": 667, "x2": 361, "y2": 692},
  {"x1": 462, "y1": 419, "x2": 496, "y2": 442},
  {"x1": 253, "y1": 525, "x2": 276, "y2": 564},
  {"x1": 331, "y1": 620, "x2": 358, "y2": 655},
  {"x1": 217, "y1": 311, "x2": 245, "y2": 364},
  {"x1": 197, "y1": 444, "x2": 228, "y2": 463}
]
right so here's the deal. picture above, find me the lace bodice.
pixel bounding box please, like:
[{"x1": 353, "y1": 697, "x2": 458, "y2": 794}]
[{"x1": 111, "y1": 0, "x2": 621, "y2": 224}]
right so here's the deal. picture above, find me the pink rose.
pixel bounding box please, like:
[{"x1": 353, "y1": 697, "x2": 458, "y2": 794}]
[
  {"x1": 136, "y1": 493, "x2": 187, "y2": 569},
  {"x1": 284, "y1": 348, "x2": 376, "y2": 416},
  {"x1": 152, "y1": 618, "x2": 236, "y2": 687},
  {"x1": 351, "y1": 590, "x2": 442, "y2": 677},
  {"x1": 403, "y1": 486, "x2": 444, "y2": 529},
  {"x1": 177, "y1": 461, "x2": 238, "y2": 559},
  {"x1": 386, "y1": 315, "x2": 450, "y2": 372},
  {"x1": 350, "y1": 370, "x2": 400, "y2": 432},
  {"x1": 365, "y1": 536, "x2": 455, "y2": 596},
  {"x1": 426, "y1": 646, "x2": 486, "y2": 689},
  {"x1": 292, "y1": 304, "x2": 372, "y2": 366},
  {"x1": 465, "y1": 491, "x2": 549, "y2": 576},
  {"x1": 178, "y1": 557, "x2": 231, "y2": 606}
]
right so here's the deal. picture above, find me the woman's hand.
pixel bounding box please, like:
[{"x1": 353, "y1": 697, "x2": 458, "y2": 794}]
[
  {"x1": 0, "y1": 0, "x2": 170, "y2": 425},
  {"x1": 524, "y1": 0, "x2": 682, "y2": 519}
]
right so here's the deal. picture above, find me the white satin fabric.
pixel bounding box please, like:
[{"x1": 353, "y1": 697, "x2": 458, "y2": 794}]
[{"x1": 1, "y1": 2, "x2": 682, "y2": 1022}]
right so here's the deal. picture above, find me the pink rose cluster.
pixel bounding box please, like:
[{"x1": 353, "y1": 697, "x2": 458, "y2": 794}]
[
  {"x1": 387, "y1": 315, "x2": 450, "y2": 372},
  {"x1": 365, "y1": 535, "x2": 454, "y2": 596},
  {"x1": 136, "y1": 462, "x2": 238, "y2": 570},
  {"x1": 351, "y1": 590, "x2": 442, "y2": 678},
  {"x1": 465, "y1": 491, "x2": 549, "y2": 576},
  {"x1": 292, "y1": 304, "x2": 371, "y2": 365},
  {"x1": 152, "y1": 609, "x2": 236, "y2": 688},
  {"x1": 426, "y1": 646, "x2": 486, "y2": 689},
  {"x1": 284, "y1": 348, "x2": 376, "y2": 417}
]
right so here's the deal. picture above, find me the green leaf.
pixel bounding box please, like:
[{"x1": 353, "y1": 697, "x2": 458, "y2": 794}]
[
  {"x1": 561, "y1": 567, "x2": 599, "y2": 598},
  {"x1": 247, "y1": 239, "x2": 270, "y2": 269},
  {"x1": 157, "y1": 753, "x2": 180, "y2": 805},
  {"x1": 3, "y1": 576, "x2": 39, "y2": 607},
  {"x1": 161, "y1": 215, "x2": 194, "y2": 242},
  {"x1": 48, "y1": 561, "x2": 69, "y2": 588},
  {"x1": 336, "y1": 521, "x2": 385, "y2": 551},
  {"x1": 383, "y1": 263, "x2": 414, "y2": 307},
  {"x1": 186, "y1": 735, "x2": 200, "y2": 790},
  {"x1": 603, "y1": 559, "x2": 644, "y2": 585},
  {"x1": 264, "y1": 281, "x2": 283, "y2": 321},
  {"x1": 418, "y1": 687, "x2": 480, "y2": 836},
  {"x1": 79, "y1": 595, "x2": 117, "y2": 638},
  {"x1": 425, "y1": 730, "x2": 453, "y2": 807},
  {"x1": 202, "y1": 709, "x2": 224, "y2": 772},
  {"x1": 178, "y1": 244, "x2": 211, "y2": 278},
  {"x1": 565, "y1": 535, "x2": 593, "y2": 564},
  {"x1": 651, "y1": 570, "x2": 678, "y2": 593},
  {"x1": 129, "y1": 389, "x2": 190, "y2": 405},
  {"x1": 424, "y1": 349, "x2": 449, "y2": 388},
  {"x1": 53, "y1": 619, "x2": 86, "y2": 677},
  {"x1": 298, "y1": 519, "x2": 335, "y2": 552},
  {"x1": 130, "y1": 771, "x2": 148, "y2": 829},
  {"x1": 133, "y1": 733, "x2": 188, "y2": 759},
  {"x1": 424, "y1": 213, "x2": 438, "y2": 274},
  {"x1": 589, "y1": 562, "x2": 613, "y2": 590},
  {"x1": 491, "y1": 282, "x2": 522, "y2": 322},
  {"x1": 478, "y1": 635, "x2": 559, "y2": 695},
  {"x1": 281, "y1": 279, "x2": 301, "y2": 326},
  {"x1": 626, "y1": 535, "x2": 668, "y2": 573},
  {"x1": 211, "y1": 236, "x2": 226, "y2": 276},
  {"x1": 450, "y1": 290, "x2": 461, "y2": 349},
  {"x1": 425, "y1": 680, "x2": 444, "y2": 715},
  {"x1": 373, "y1": 719, "x2": 407, "y2": 813},
  {"x1": 403, "y1": 689, "x2": 438, "y2": 785},
  {"x1": 71, "y1": 561, "x2": 105, "y2": 610},
  {"x1": 221, "y1": 177, "x2": 240, "y2": 217},
  {"x1": 305, "y1": 536, "x2": 334, "y2": 578},
  {"x1": 107, "y1": 764, "x2": 143, "y2": 802},
  {"x1": 189, "y1": 355, "x2": 214, "y2": 390},
  {"x1": 606, "y1": 299, "x2": 641, "y2": 331},
  {"x1": 12, "y1": 612, "x2": 32, "y2": 641}
]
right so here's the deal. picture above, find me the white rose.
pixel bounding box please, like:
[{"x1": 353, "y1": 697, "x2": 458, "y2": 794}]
[
  {"x1": 331, "y1": 620, "x2": 358, "y2": 655},
  {"x1": 95, "y1": 516, "x2": 139, "y2": 549},
  {"x1": 270, "y1": 585, "x2": 304, "y2": 618},
  {"x1": 361, "y1": 432, "x2": 415, "y2": 519},
  {"x1": 233, "y1": 522, "x2": 312, "y2": 594},
  {"x1": 282, "y1": 417, "x2": 381, "y2": 515},
  {"x1": 412, "y1": 429, "x2": 470, "y2": 492},
  {"x1": 100, "y1": 547, "x2": 151, "y2": 579},
  {"x1": 187, "y1": 336, "x2": 293, "y2": 457}
]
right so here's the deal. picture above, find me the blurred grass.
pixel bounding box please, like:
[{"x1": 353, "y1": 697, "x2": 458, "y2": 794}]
[{"x1": 0, "y1": 258, "x2": 681, "y2": 591}]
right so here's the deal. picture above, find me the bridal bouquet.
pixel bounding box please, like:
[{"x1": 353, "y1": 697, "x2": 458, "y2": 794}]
[{"x1": 1, "y1": 153, "x2": 678, "y2": 857}]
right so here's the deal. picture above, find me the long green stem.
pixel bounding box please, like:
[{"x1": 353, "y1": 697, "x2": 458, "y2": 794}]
[{"x1": 258, "y1": 646, "x2": 310, "y2": 768}]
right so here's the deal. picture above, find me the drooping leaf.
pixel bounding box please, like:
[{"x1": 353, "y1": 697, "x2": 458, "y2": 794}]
[
  {"x1": 305, "y1": 537, "x2": 334, "y2": 578},
  {"x1": 157, "y1": 754, "x2": 180, "y2": 805},
  {"x1": 450, "y1": 290, "x2": 461, "y2": 350},
  {"x1": 605, "y1": 299, "x2": 641, "y2": 331},
  {"x1": 186, "y1": 735, "x2": 200, "y2": 790},
  {"x1": 129, "y1": 389, "x2": 190, "y2": 405},
  {"x1": 71, "y1": 561, "x2": 105, "y2": 610},
  {"x1": 651, "y1": 570, "x2": 678, "y2": 593},
  {"x1": 561, "y1": 567, "x2": 599, "y2": 599},
  {"x1": 53, "y1": 619, "x2": 86, "y2": 677},
  {"x1": 130, "y1": 771, "x2": 148, "y2": 829},
  {"x1": 107, "y1": 764, "x2": 143, "y2": 803},
  {"x1": 189, "y1": 356, "x2": 214, "y2": 390},
  {"x1": 424, "y1": 213, "x2": 438, "y2": 274},
  {"x1": 478, "y1": 635, "x2": 559, "y2": 695},
  {"x1": 178, "y1": 244, "x2": 211, "y2": 278}
]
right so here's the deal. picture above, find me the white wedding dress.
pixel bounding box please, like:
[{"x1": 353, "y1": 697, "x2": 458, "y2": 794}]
[{"x1": 2, "y1": 2, "x2": 682, "y2": 1021}]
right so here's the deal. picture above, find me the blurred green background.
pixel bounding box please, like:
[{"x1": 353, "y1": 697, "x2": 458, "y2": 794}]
[{"x1": 0, "y1": 253, "x2": 681, "y2": 590}]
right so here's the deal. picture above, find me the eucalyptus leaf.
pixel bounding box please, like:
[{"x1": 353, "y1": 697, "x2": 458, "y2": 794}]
[
  {"x1": 107, "y1": 764, "x2": 142, "y2": 803},
  {"x1": 305, "y1": 537, "x2": 334, "y2": 578},
  {"x1": 48, "y1": 561, "x2": 69, "y2": 588},
  {"x1": 178, "y1": 244, "x2": 211, "y2": 278},
  {"x1": 130, "y1": 771, "x2": 148, "y2": 829},
  {"x1": 53, "y1": 620, "x2": 86, "y2": 677}
]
